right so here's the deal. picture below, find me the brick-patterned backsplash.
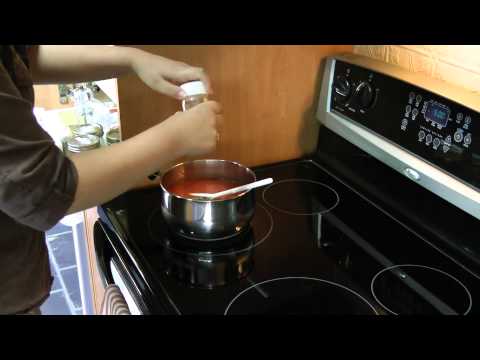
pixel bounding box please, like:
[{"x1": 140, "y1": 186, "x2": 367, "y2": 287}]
[{"x1": 353, "y1": 46, "x2": 480, "y2": 96}]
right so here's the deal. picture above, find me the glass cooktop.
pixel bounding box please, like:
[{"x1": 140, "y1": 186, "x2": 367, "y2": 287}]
[{"x1": 99, "y1": 160, "x2": 480, "y2": 315}]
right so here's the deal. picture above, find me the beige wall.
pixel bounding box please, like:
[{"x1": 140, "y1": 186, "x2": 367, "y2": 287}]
[{"x1": 354, "y1": 45, "x2": 480, "y2": 95}]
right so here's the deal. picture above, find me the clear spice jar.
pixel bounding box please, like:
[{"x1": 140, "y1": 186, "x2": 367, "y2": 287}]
[
  {"x1": 180, "y1": 81, "x2": 208, "y2": 111},
  {"x1": 148, "y1": 82, "x2": 208, "y2": 182}
]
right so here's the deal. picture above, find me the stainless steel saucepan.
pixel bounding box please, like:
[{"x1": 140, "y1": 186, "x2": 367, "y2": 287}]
[{"x1": 160, "y1": 159, "x2": 257, "y2": 240}]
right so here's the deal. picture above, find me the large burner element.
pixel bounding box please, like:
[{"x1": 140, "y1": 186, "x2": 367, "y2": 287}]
[
  {"x1": 148, "y1": 204, "x2": 273, "y2": 289},
  {"x1": 225, "y1": 277, "x2": 378, "y2": 315},
  {"x1": 371, "y1": 264, "x2": 472, "y2": 315}
]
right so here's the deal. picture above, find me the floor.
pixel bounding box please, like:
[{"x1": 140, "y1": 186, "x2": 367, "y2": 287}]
[{"x1": 40, "y1": 221, "x2": 84, "y2": 315}]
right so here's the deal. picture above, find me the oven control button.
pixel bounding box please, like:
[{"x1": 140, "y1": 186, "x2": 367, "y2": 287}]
[
  {"x1": 421, "y1": 102, "x2": 428, "y2": 114},
  {"x1": 415, "y1": 94, "x2": 422, "y2": 107},
  {"x1": 445, "y1": 135, "x2": 452, "y2": 144},
  {"x1": 456, "y1": 113, "x2": 464, "y2": 123},
  {"x1": 443, "y1": 144, "x2": 450, "y2": 153},
  {"x1": 465, "y1": 116, "x2": 471, "y2": 125},
  {"x1": 433, "y1": 138, "x2": 441, "y2": 149},
  {"x1": 464, "y1": 133, "x2": 472, "y2": 145},
  {"x1": 418, "y1": 130, "x2": 426, "y2": 141},
  {"x1": 409, "y1": 92, "x2": 415, "y2": 104},
  {"x1": 412, "y1": 108, "x2": 419, "y2": 120},
  {"x1": 405, "y1": 104, "x2": 412, "y2": 116},
  {"x1": 426, "y1": 134, "x2": 433, "y2": 145},
  {"x1": 454, "y1": 130, "x2": 464, "y2": 143}
]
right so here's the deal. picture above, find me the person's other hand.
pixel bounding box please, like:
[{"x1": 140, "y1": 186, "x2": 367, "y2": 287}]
[
  {"x1": 160, "y1": 101, "x2": 222, "y2": 158},
  {"x1": 130, "y1": 48, "x2": 212, "y2": 100}
]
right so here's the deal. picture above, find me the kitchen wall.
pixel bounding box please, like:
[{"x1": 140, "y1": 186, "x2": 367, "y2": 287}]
[
  {"x1": 353, "y1": 45, "x2": 480, "y2": 95},
  {"x1": 117, "y1": 45, "x2": 353, "y2": 180}
]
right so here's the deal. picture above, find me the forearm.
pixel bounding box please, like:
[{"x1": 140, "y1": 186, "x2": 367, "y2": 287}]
[
  {"x1": 29, "y1": 45, "x2": 140, "y2": 84},
  {"x1": 67, "y1": 122, "x2": 182, "y2": 213}
]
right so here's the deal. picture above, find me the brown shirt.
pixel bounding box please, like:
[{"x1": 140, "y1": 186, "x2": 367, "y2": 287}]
[{"x1": 0, "y1": 45, "x2": 78, "y2": 314}]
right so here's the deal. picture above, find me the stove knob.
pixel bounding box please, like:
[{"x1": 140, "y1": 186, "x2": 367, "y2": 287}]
[
  {"x1": 333, "y1": 75, "x2": 351, "y2": 104},
  {"x1": 354, "y1": 81, "x2": 375, "y2": 110}
]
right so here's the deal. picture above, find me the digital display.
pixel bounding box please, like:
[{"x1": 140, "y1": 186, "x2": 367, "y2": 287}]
[{"x1": 425, "y1": 102, "x2": 450, "y2": 128}]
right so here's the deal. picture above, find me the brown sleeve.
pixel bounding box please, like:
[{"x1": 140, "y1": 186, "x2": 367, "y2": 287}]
[{"x1": 0, "y1": 65, "x2": 78, "y2": 231}]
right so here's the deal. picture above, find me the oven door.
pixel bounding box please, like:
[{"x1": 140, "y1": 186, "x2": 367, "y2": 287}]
[{"x1": 93, "y1": 220, "x2": 146, "y2": 315}]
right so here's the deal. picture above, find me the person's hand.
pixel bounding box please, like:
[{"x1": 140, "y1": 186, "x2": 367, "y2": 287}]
[
  {"x1": 160, "y1": 101, "x2": 222, "y2": 158},
  {"x1": 129, "y1": 48, "x2": 212, "y2": 100}
]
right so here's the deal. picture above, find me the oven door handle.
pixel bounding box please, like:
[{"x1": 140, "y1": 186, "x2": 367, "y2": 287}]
[{"x1": 93, "y1": 220, "x2": 115, "y2": 287}]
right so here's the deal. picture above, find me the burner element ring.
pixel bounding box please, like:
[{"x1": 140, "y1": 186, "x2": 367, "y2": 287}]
[
  {"x1": 225, "y1": 276, "x2": 379, "y2": 315},
  {"x1": 370, "y1": 264, "x2": 472, "y2": 315},
  {"x1": 262, "y1": 179, "x2": 340, "y2": 216}
]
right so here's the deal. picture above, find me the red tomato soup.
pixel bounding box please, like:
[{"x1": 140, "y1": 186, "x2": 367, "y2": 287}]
[{"x1": 168, "y1": 179, "x2": 242, "y2": 200}]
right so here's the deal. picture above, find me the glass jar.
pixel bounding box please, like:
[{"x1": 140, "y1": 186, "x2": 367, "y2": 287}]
[
  {"x1": 147, "y1": 81, "x2": 208, "y2": 182},
  {"x1": 180, "y1": 81, "x2": 208, "y2": 111},
  {"x1": 70, "y1": 123, "x2": 104, "y2": 138},
  {"x1": 65, "y1": 134, "x2": 101, "y2": 156},
  {"x1": 106, "y1": 125, "x2": 121, "y2": 146}
]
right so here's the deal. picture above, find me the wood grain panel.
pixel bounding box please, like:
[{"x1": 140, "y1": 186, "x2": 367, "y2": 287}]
[
  {"x1": 82, "y1": 207, "x2": 105, "y2": 314},
  {"x1": 33, "y1": 84, "x2": 72, "y2": 110},
  {"x1": 117, "y1": 45, "x2": 352, "y2": 187}
]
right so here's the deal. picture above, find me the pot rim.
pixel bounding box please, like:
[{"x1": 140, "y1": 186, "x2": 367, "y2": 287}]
[{"x1": 160, "y1": 159, "x2": 257, "y2": 203}]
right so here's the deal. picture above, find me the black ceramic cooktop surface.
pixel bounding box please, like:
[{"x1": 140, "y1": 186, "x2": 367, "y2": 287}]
[{"x1": 100, "y1": 160, "x2": 479, "y2": 315}]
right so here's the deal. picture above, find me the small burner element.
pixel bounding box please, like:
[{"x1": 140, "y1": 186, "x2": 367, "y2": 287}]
[
  {"x1": 147, "y1": 204, "x2": 274, "y2": 288},
  {"x1": 262, "y1": 179, "x2": 339, "y2": 216},
  {"x1": 370, "y1": 264, "x2": 472, "y2": 315},
  {"x1": 225, "y1": 277, "x2": 378, "y2": 315}
]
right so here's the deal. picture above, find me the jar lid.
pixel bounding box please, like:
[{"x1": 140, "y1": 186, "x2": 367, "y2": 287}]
[
  {"x1": 71, "y1": 123, "x2": 104, "y2": 137},
  {"x1": 67, "y1": 135, "x2": 100, "y2": 152},
  {"x1": 106, "y1": 126, "x2": 121, "y2": 144},
  {"x1": 180, "y1": 81, "x2": 207, "y2": 96}
]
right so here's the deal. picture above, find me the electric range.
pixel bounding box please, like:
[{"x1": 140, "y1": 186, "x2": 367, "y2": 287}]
[{"x1": 94, "y1": 54, "x2": 480, "y2": 315}]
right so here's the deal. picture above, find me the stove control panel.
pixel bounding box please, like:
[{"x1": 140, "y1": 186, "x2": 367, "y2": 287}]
[{"x1": 330, "y1": 59, "x2": 480, "y2": 191}]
